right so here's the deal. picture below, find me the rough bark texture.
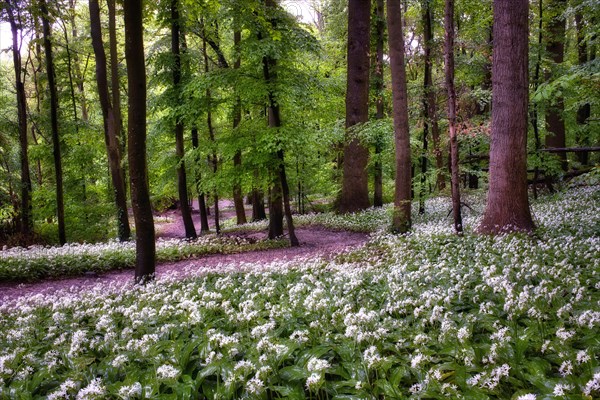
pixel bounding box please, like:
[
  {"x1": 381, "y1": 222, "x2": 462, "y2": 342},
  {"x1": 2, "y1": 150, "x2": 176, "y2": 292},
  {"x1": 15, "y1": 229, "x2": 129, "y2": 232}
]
[
  {"x1": 575, "y1": 12, "x2": 591, "y2": 165},
  {"x1": 252, "y1": 188, "x2": 267, "y2": 221},
  {"x1": 172, "y1": 0, "x2": 197, "y2": 239},
  {"x1": 41, "y1": 0, "x2": 66, "y2": 245},
  {"x1": 263, "y1": 0, "x2": 299, "y2": 246},
  {"x1": 232, "y1": 29, "x2": 247, "y2": 224},
  {"x1": 372, "y1": 0, "x2": 385, "y2": 208},
  {"x1": 89, "y1": 0, "x2": 131, "y2": 242},
  {"x1": 387, "y1": 0, "x2": 412, "y2": 233},
  {"x1": 479, "y1": 0, "x2": 534, "y2": 234},
  {"x1": 544, "y1": 0, "x2": 567, "y2": 172},
  {"x1": 419, "y1": 0, "x2": 433, "y2": 214},
  {"x1": 124, "y1": 0, "x2": 156, "y2": 282},
  {"x1": 190, "y1": 127, "x2": 210, "y2": 233},
  {"x1": 6, "y1": 1, "x2": 32, "y2": 237},
  {"x1": 444, "y1": 0, "x2": 463, "y2": 234},
  {"x1": 339, "y1": 0, "x2": 371, "y2": 213}
]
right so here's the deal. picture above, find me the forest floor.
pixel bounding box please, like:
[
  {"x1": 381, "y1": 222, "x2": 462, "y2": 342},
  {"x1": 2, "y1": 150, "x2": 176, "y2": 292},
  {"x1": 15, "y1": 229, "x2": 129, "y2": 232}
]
[{"x1": 0, "y1": 201, "x2": 368, "y2": 302}]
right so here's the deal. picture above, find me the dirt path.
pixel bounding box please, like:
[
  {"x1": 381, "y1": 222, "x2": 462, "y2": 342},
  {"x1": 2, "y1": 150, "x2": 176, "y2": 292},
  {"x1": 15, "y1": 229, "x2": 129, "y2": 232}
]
[{"x1": 1, "y1": 208, "x2": 369, "y2": 303}]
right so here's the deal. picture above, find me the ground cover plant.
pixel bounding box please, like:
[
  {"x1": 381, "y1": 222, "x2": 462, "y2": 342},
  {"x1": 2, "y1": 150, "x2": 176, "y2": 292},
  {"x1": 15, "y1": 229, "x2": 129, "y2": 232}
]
[
  {"x1": 0, "y1": 236, "x2": 287, "y2": 282},
  {"x1": 0, "y1": 186, "x2": 599, "y2": 399}
]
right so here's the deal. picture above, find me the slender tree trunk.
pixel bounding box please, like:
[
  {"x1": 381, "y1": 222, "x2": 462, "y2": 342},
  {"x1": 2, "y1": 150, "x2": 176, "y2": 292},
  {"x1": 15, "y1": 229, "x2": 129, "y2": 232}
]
[
  {"x1": 429, "y1": 2, "x2": 445, "y2": 193},
  {"x1": 201, "y1": 32, "x2": 220, "y2": 234},
  {"x1": 89, "y1": 0, "x2": 131, "y2": 241},
  {"x1": 479, "y1": 0, "x2": 534, "y2": 234},
  {"x1": 41, "y1": 0, "x2": 66, "y2": 245},
  {"x1": 252, "y1": 188, "x2": 267, "y2": 221},
  {"x1": 6, "y1": 1, "x2": 32, "y2": 238},
  {"x1": 68, "y1": 0, "x2": 89, "y2": 122},
  {"x1": 575, "y1": 12, "x2": 591, "y2": 165},
  {"x1": 232, "y1": 29, "x2": 247, "y2": 224},
  {"x1": 190, "y1": 127, "x2": 210, "y2": 233},
  {"x1": 444, "y1": 0, "x2": 463, "y2": 234},
  {"x1": 172, "y1": 0, "x2": 197, "y2": 239},
  {"x1": 263, "y1": 0, "x2": 298, "y2": 246},
  {"x1": 339, "y1": 0, "x2": 371, "y2": 213},
  {"x1": 531, "y1": 0, "x2": 543, "y2": 200},
  {"x1": 544, "y1": 0, "x2": 567, "y2": 172},
  {"x1": 387, "y1": 0, "x2": 412, "y2": 233},
  {"x1": 124, "y1": 0, "x2": 156, "y2": 282},
  {"x1": 419, "y1": 0, "x2": 434, "y2": 214},
  {"x1": 372, "y1": 0, "x2": 385, "y2": 208},
  {"x1": 108, "y1": 0, "x2": 125, "y2": 159}
]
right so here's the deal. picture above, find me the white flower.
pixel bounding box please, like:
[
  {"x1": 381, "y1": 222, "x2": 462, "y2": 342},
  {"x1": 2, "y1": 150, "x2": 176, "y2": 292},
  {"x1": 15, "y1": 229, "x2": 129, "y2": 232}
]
[
  {"x1": 516, "y1": 394, "x2": 536, "y2": 400},
  {"x1": 76, "y1": 378, "x2": 105, "y2": 399},
  {"x1": 553, "y1": 383, "x2": 573, "y2": 396},
  {"x1": 363, "y1": 346, "x2": 383, "y2": 369},
  {"x1": 411, "y1": 351, "x2": 428, "y2": 369},
  {"x1": 409, "y1": 383, "x2": 423, "y2": 394},
  {"x1": 457, "y1": 327, "x2": 470, "y2": 343},
  {"x1": 246, "y1": 377, "x2": 264, "y2": 394},
  {"x1": 118, "y1": 382, "x2": 142, "y2": 399},
  {"x1": 555, "y1": 327, "x2": 575, "y2": 341},
  {"x1": 558, "y1": 360, "x2": 573, "y2": 377},
  {"x1": 156, "y1": 364, "x2": 180, "y2": 380},
  {"x1": 307, "y1": 357, "x2": 330, "y2": 373},
  {"x1": 305, "y1": 373, "x2": 322, "y2": 390},
  {"x1": 576, "y1": 350, "x2": 591, "y2": 364}
]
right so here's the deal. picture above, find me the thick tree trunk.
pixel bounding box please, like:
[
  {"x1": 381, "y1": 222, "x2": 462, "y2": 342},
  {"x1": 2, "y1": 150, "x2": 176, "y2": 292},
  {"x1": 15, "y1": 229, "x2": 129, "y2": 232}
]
[
  {"x1": 387, "y1": 0, "x2": 412, "y2": 233},
  {"x1": 124, "y1": 0, "x2": 156, "y2": 282},
  {"x1": 172, "y1": 0, "x2": 197, "y2": 239},
  {"x1": 6, "y1": 2, "x2": 32, "y2": 238},
  {"x1": 444, "y1": 0, "x2": 463, "y2": 234},
  {"x1": 41, "y1": 0, "x2": 66, "y2": 245},
  {"x1": 544, "y1": 0, "x2": 567, "y2": 172},
  {"x1": 89, "y1": 0, "x2": 131, "y2": 241},
  {"x1": 479, "y1": 0, "x2": 534, "y2": 234},
  {"x1": 232, "y1": 29, "x2": 247, "y2": 224},
  {"x1": 339, "y1": 0, "x2": 371, "y2": 213},
  {"x1": 190, "y1": 127, "x2": 210, "y2": 233},
  {"x1": 372, "y1": 0, "x2": 385, "y2": 208}
]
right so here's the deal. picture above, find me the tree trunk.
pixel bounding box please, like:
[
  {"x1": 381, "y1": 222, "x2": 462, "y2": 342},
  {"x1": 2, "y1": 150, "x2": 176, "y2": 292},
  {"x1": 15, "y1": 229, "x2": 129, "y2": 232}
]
[
  {"x1": 201, "y1": 31, "x2": 220, "y2": 234},
  {"x1": 419, "y1": 0, "x2": 434, "y2": 214},
  {"x1": 575, "y1": 11, "x2": 591, "y2": 166},
  {"x1": 6, "y1": 1, "x2": 32, "y2": 238},
  {"x1": 89, "y1": 0, "x2": 131, "y2": 241},
  {"x1": 41, "y1": 0, "x2": 66, "y2": 245},
  {"x1": 544, "y1": 0, "x2": 567, "y2": 172},
  {"x1": 232, "y1": 29, "x2": 247, "y2": 224},
  {"x1": 124, "y1": 0, "x2": 156, "y2": 282},
  {"x1": 190, "y1": 127, "x2": 210, "y2": 233},
  {"x1": 387, "y1": 0, "x2": 412, "y2": 233},
  {"x1": 339, "y1": 0, "x2": 371, "y2": 213},
  {"x1": 372, "y1": 0, "x2": 385, "y2": 208},
  {"x1": 252, "y1": 187, "x2": 267, "y2": 221},
  {"x1": 444, "y1": 0, "x2": 463, "y2": 234},
  {"x1": 263, "y1": 0, "x2": 299, "y2": 246},
  {"x1": 479, "y1": 0, "x2": 534, "y2": 234},
  {"x1": 172, "y1": 0, "x2": 197, "y2": 239}
]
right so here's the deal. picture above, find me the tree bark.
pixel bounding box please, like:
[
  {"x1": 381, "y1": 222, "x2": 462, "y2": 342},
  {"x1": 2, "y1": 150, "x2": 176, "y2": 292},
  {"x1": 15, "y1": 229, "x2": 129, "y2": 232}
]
[
  {"x1": 339, "y1": 0, "x2": 371, "y2": 213},
  {"x1": 263, "y1": 0, "x2": 299, "y2": 246},
  {"x1": 190, "y1": 127, "x2": 210, "y2": 233},
  {"x1": 575, "y1": 11, "x2": 591, "y2": 166},
  {"x1": 544, "y1": 0, "x2": 567, "y2": 172},
  {"x1": 41, "y1": 0, "x2": 66, "y2": 245},
  {"x1": 232, "y1": 29, "x2": 247, "y2": 224},
  {"x1": 124, "y1": 0, "x2": 156, "y2": 282},
  {"x1": 479, "y1": 0, "x2": 534, "y2": 234},
  {"x1": 172, "y1": 0, "x2": 197, "y2": 239},
  {"x1": 444, "y1": 0, "x2": 463, "y2": 234},
  {"x1": 387, "y1": 0, "x2": 412, "y2": 233},
  {"x1": 6, "y1": 1, "x2": 32, "y2": 238},
  {"x1": 372, "y1": 0, "x2": 385, "y2": 208},
  {"x1": 89, "y1": 0, "x2": 131, "y2": 241}
]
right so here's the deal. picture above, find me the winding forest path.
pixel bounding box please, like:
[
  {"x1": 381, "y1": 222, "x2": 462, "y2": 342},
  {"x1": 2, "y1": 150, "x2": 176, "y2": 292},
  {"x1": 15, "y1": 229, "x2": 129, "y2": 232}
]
[{"x1": 0, "y1": 203, "x2": 369, "y2": 303}]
